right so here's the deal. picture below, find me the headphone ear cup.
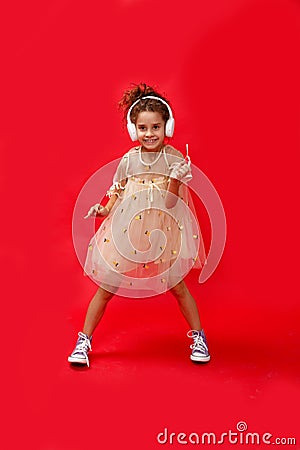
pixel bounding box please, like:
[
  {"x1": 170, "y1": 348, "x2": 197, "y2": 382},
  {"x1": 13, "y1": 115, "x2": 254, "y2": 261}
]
[
  {"x1": 165, "y1": 118, "x2": 175, "y2": 137},
  {"x1": 127, "y1": 122, "x2": 137, "y2": 141}
]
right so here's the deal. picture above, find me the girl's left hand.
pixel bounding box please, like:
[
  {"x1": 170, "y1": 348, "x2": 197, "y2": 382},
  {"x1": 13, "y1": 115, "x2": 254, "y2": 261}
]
[{"x1": 169, "y1": 160, "x2": 192, "y2": 181}]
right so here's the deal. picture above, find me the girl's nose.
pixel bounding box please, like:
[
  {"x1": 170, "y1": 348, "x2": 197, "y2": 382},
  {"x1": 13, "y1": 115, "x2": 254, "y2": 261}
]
[{"x1": 145, "y1": 128, "x2": 153, "y2": 137}]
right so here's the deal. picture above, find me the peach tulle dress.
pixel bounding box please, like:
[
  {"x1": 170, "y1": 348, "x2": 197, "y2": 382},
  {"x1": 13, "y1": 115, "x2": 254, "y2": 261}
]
[{"x1": 84, "y1": 145, "x2": 206, "y2": 297}]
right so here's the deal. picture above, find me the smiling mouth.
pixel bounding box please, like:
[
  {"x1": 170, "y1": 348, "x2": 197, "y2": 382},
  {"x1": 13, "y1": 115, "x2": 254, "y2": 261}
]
[{"x1": 144, "y1": 139, "x2": 158, "y2": 144}]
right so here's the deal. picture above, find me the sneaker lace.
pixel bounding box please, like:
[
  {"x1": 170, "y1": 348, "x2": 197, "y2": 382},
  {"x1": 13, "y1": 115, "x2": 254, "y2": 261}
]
[
  {"x1": 75, "y1": 332, "x2": 92, "y2": 366},
  {"x1": 187, "y1": 330, "x2": 208, "y2": 353}
]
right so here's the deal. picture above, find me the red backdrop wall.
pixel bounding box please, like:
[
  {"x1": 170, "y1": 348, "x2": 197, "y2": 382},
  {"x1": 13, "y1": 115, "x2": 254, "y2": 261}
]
[{"x1": 1, "y1": 1, "x2": 299, "y2": 449}]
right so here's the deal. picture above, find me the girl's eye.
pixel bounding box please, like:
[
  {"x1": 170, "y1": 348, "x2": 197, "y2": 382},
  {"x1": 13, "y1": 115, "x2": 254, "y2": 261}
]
[{"x1": 153, "y1": 125, "x2": 160, "y2": 129}]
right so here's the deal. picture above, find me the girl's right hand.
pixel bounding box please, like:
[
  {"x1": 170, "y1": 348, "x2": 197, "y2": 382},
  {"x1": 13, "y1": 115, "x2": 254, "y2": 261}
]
[{"x1": 84, "y1": 204, "x2": 109, "y2": 219}]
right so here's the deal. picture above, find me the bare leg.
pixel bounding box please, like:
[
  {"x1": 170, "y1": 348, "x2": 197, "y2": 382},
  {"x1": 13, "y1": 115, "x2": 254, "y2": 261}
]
[
  {"x1": 82, "y1": 285, "x2": 115, "y2": 337},
  {"x1": 169, "y1": 280, "x2": 202, "y2": 330}
]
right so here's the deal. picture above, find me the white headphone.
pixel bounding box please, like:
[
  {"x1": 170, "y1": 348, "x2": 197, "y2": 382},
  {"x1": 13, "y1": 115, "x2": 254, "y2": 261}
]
[{"x1": 126, "y1": 95, "x2": 175, "y2": 141}]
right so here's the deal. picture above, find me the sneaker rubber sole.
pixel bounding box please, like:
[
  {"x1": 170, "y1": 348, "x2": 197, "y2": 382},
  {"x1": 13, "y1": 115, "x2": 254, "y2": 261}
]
[
  {"x1": 68, "y1": 356, "x2": 88, "y2": 365},
  {"x1": 190, "y1": 354, "x2": 211, "y2": 363}
]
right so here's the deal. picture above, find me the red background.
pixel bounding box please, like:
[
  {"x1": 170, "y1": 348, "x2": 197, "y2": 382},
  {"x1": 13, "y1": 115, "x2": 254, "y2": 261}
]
[{"x1": 1, "y1": 0, "x2": 299, "y2": 449}]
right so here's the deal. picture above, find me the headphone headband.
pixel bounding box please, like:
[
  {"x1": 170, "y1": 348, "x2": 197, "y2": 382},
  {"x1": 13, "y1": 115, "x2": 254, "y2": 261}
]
[
  {"x1": 126, "y1": 95, "x2": 173, "y2": 122},
  {"x1": 126, "y1": 95, "x2": 175, "y2": 141}
]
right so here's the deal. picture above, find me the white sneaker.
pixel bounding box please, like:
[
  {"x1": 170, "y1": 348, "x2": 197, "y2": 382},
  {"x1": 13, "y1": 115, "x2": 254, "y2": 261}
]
[
  {"x1": 187, "y1": 329, "x2": 210, "y2": 363},
  {"x1": 68, "y1": 332, "x2": 92, "y2": 367}
]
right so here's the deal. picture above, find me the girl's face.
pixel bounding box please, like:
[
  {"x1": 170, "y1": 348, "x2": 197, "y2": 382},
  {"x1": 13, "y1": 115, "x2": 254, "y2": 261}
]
[{"x1": 135, "y1": 111, "x2": 165, "y2": 152}]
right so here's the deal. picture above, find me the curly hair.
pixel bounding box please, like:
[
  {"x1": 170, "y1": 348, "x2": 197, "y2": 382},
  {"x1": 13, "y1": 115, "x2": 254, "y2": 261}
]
[{"x1": 119, "y1": 83, "x2": 170, "y2": 124}]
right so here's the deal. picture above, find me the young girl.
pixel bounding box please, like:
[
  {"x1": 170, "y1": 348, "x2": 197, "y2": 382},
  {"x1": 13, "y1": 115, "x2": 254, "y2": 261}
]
[{"x1": 68, "y1": 83, "x2": 210, "y2": 367}]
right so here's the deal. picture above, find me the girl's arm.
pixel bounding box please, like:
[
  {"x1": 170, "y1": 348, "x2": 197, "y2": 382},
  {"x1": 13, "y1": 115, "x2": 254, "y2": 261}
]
[
  {"x1": 104, "y1": 192, "x2": 119, "y2": 213},
  {"x1": 165, "y1": 178, "x2": 180, "y2": 209},
  {"x1": 165, "y1": 159, "x2": 192, "y2": 208},
  {"x1": 85, "y1": 156, "x2": 128, "y2": 218},
  {"x1": 103, "y1": 177, "x2": 127, "y2": 213}
]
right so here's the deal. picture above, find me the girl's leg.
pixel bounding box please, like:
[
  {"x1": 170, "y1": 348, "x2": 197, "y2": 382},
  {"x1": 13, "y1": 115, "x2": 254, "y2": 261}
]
[
  {"x1": 82, "y1": 284, "x2": 116, "y2": 337},
  {"x1": 68, "y1": 284, "x2": 117, "y2": 366},
  {"x1": 169, "y1": 280, "x2": 202, "y2": 330},
  {"x1": 170, "y1": 280, "x2": 210, "y2": 362}
]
